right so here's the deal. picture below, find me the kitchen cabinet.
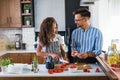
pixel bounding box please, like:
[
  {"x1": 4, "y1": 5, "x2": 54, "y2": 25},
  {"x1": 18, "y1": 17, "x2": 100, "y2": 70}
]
[
  {"x1": 8, "y1": 53, "x2": 31, "y2": 63},
  {"x1": 21, "y1": 0, "x2": 34, "y2": 27},
  {"x1": 1, "y1": 53, "x2": 45, "y2": 64},
  {"x1": 0, "y1": 0, "x2": 21, "y2": 28},
  {"x1": 31, "y1": 53, "x2": 46, "y2": 64}
]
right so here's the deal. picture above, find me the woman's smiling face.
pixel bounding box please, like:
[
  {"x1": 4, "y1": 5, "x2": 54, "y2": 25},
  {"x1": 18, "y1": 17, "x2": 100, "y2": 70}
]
[{"x1": 51, "y1": 22, "x2": 57, "y2": 35}]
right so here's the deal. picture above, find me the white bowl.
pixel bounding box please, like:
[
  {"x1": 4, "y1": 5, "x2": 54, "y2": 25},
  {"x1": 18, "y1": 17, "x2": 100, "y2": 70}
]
[{"x1": 68, "y1": 67, "x2": 77, "y2": 73}]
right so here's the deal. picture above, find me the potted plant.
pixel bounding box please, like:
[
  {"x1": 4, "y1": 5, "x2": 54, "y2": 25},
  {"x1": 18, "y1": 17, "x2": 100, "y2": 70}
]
[
  {"x1": 0, "y1": 58, "x2": 12, "y2": 73},
  {"x1": 23, "y1": 4, "x2": 31, "y2": 13},
  {"x1": 24, "y1": 16, "x2": 31, "y2": 25}
]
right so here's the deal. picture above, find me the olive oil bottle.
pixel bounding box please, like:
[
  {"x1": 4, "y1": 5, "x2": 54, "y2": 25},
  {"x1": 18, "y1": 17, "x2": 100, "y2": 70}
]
[
  {"x1": 32, "y1": 55, "x2": 39, "y2": 73},
  {"x1": 112, "y1": 44, "x2": 119, "y2": 63},
  {"x1": 107, "y1": 46, "x2": 117, "y2": 65}
]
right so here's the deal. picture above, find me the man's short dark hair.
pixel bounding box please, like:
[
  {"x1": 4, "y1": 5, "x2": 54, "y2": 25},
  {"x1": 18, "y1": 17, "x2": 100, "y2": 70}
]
[{"x1": 73, "y1": 8, "x2": 91, "y2": 18}]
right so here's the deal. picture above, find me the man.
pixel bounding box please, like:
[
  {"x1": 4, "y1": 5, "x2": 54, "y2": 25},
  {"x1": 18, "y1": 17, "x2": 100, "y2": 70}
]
[{"x1": 71, "y1": 8, "x2": 103, "y2": 63}]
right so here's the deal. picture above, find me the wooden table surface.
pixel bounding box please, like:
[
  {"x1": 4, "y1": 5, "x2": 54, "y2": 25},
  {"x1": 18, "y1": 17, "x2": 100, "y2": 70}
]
[{"x1": 98, "y1": 53, "x2": 120, "y2": 80}]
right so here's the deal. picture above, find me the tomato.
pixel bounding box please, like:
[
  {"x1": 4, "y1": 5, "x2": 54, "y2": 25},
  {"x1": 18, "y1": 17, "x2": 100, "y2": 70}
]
[
  {"x1": 57, "y1": 69, "x2": 63, "y2": 73},
  {"x1": 53, "y1": 69, "x2": 63, "y2": 73},
  {"x1": 95, "y1": 68, "x2": 100, "y2": 72},
  {"x1": 87, "y1": 69, "x2": 90, "y2": 73},
  {"x1": 114, "y1": 64, "x2": 118, "y2": 68},
  {"x1": 53, "y1": 69, "x2": 58, "y2": 73},
  {"x1": 70, "y1": 65, "x2": 76, "y2": 68},
  {"x1": 48, "y1": 69, "x2": 54, "y2": 74},
  {"x1": 60, "y1": 64, "x2": 64, "y2": 68},
  {"x1": 111, "y1": 64, "x2": 117, "y2": 68},
  {"x1": 63, "y1": 63, "x2": 67, "y2": 66},
  {"x1": 83, "y1": 69, "x2": 88, "y2": 72}
]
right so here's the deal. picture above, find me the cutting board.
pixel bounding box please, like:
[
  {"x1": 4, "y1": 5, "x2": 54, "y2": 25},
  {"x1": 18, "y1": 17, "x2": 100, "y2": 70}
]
[
  {"x1": 55, "y1": 63, "x2": 92, "y2": 70},
  {"x1": 0, "y1": 38, "x2": 7, "y2": 51}
]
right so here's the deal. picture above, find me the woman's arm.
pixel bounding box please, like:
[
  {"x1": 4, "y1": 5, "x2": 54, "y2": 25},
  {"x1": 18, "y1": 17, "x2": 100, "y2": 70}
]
[
  {"x1": 36, "y1": 43, "x2": 60, "y2": 60},
  {"x1": 36, "y1": 43, "x2": 50, "y2": 57}
]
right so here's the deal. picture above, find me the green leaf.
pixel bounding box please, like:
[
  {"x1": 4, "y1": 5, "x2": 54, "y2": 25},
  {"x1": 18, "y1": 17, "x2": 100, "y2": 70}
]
[{"x1": 0, "y1": 58, "x2": 12, "y2": 66}]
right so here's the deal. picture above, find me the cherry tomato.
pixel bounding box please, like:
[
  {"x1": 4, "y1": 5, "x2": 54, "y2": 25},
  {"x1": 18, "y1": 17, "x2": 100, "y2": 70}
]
[
  {"x1": 95, "y1": 68, "x2": 100, "y2": 72},
  {"x1": 70, "y1": 65, "x2": 76, "y2": 68},
  {"x1": 48, "y1": 69, "x2": 54, "y2": 74},
  {"x1": 57, "y1": 69, "x2": 63, "y2": 73}
]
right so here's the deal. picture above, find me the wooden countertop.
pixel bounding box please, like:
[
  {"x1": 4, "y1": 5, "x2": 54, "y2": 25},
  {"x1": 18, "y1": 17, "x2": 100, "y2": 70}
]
[
  {"x1": 97, "y1": 54, "x2": 119, "y2": 80},
  {"x1": 0, "y1": 49, "x2": 36, "y2": 56}
]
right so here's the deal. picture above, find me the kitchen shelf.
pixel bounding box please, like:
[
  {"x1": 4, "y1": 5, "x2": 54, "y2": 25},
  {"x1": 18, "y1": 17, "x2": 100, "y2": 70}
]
[
  {"x1": 20, "y1": 0, "x2": 34, "y2": 27},
  {"x1": 21, "y1": 13, "x2": 31, "y2": 16},
  {"x1": 22, "y1": 25, "x2": 32, "y2": 28},
  {"x1": 21, "y1": 1, "x2": 31, "y2": 3}
]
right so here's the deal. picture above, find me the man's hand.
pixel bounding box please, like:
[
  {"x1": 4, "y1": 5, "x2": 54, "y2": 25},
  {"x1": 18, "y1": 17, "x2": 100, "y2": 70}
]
[
  {"x1": 77, "y1": 52, "x2": 88, "y2": 59},
  {"x1": 71, "y1": 50, "x2": 78, "y2": 58}
]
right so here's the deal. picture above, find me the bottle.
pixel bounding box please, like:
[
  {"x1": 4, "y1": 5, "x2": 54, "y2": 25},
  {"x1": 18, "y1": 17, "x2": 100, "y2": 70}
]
[
  {"x1": 32, "y1": 55, "x2": 39, "y2": 73},
  {"x1": 107, "y1": 46, "x2": 117, "y2": 65},
  {"x1": 112, "y1": 44, "x2": 119, "y2": 63}
]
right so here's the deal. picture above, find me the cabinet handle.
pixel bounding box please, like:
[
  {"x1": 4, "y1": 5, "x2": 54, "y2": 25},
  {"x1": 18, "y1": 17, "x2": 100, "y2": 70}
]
[
  {"x1": 7, "y1": 17, "x2": 9, "y2": 23},
  {"x1": 10, "y1": 17, "x2": 12, "y2": 23}
]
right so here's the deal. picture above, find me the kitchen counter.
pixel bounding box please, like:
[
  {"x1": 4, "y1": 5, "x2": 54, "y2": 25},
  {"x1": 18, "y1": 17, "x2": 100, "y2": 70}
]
[
  {"x1": 0, "y1": 51, "x2": 118, "y2": 80},
  {"x1": 0, "y1": 64, "x2": 108, "y2": 80},
  {"x1": 0, "y1": 49, "x2": 36, "y2": 56},
  {"x1": 0, "y1": 51, "x2": 45, "y2": 64}
]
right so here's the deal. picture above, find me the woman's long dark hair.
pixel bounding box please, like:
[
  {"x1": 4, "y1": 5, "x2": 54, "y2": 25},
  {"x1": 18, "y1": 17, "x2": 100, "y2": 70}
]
[{"x1": 39, "y1": 17, "x2": 58, "y2": 47}]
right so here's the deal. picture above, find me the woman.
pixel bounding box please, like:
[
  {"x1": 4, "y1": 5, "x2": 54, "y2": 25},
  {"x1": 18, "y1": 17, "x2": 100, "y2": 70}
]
[{"x1": 36, "y1": 17, "x2": 68, "y2": 64}]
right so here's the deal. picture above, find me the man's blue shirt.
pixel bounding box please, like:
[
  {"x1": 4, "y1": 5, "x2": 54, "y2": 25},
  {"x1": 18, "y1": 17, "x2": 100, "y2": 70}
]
[{"x1": 71, "y1": 26, "x2": 103, "y2": 56}]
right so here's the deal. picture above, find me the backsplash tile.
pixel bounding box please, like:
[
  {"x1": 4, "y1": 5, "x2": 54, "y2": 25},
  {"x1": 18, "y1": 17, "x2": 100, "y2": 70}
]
[
  {"x1": 0, "y1": 28, "x2": 22, "y2": 44},
  {"x1": 22, "y1": 28, "x2": 35, "y2": 50},
  {"x1": 0, "y1": 28, "x2": 35, "y2": 50}
]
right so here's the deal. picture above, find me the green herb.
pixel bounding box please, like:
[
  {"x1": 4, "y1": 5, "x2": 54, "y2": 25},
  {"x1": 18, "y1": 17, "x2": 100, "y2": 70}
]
[
  {"x1": 24, "y1": 16, "x2": 31, "y2": 21},
  {"x1": 0, "y1": 58, "x2": 12, "y2": 66},
  {"x1": 23, "y1": 4, "x2": 31, "y2": 10},
  {"x1": 7, "y1": 43, "x2": 15, "y2": 50}
]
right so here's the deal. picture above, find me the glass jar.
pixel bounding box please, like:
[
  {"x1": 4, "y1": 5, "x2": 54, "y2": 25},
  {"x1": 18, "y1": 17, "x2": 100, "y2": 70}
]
[
  {"x1": 112, "y1": 44, "x2": 119, "y2": 63},
  {"x1": 107, "y1": 46, "x2": 117, "y2": 65}
]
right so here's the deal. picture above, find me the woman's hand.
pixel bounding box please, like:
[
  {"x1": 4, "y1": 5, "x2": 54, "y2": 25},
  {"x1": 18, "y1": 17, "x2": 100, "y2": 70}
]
[{"x1": 50, "y1": 53, "x2": 60, "y2": 61}]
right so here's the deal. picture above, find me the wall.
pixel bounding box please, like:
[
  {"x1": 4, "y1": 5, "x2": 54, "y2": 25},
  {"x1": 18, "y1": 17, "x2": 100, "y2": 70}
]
[
  {"x1": 22, "y1": 28, "x2": 35, "y2": 50},
  {"x1": 0, "y1": 28, "x2": 35, "y2": 50},
  {"x1": 0, "y1": 28, "x2": 22, "y2": 44},
  {"x1": 89, "y1": 1, "x2": 99, "y2": 28},
  {"x1": 98, "y1": 0, "x2": 109, "y2": 50},
  {"x1": 34, "y1": 0, "x2": 65, "y2": 32}
]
